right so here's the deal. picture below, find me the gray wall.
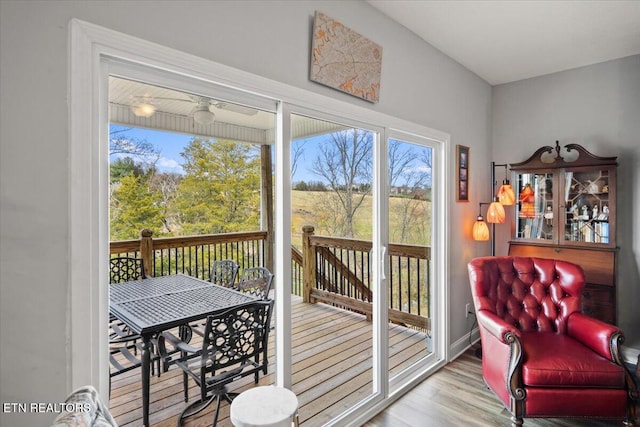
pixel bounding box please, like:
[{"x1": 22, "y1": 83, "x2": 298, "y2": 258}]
[
  {"x1": 492, "y1": 55, "x2": 640, "y2": 345},
  {"x1": 0, "y1": 1, "x2": 491, "y2": 425}
]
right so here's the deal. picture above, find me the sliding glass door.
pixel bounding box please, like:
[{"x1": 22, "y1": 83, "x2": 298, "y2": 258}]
[
  {"x1": 386, "y1": 135, "x2": 437, "y2": 385},
  {"x1": 285, "y1": 117, "x2": 442, "y2": 424},
  {"x1": 289, "y1": 112, "x2": 379, "y2": 425},
  {"x1": 92, "y1": 45, "x2": 446, "y2": 426}
]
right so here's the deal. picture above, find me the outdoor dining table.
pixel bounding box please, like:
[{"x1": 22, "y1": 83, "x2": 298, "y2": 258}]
[{"x1": 109, "y1": 273, "x2": 257, "y2": 427}]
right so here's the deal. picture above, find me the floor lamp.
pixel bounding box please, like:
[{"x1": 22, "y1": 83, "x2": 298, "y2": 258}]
[{"x1": 472, "y1": 162, "x2": 515, "y2": 255}]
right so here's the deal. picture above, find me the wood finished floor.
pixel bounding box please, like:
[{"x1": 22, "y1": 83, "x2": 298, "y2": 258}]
[
  {"x1": 110, "y1": 296, "x2": 429, "y2": 427},
  {"x1": 365, "y1": 348, "x2": 639, "y2": 427}
]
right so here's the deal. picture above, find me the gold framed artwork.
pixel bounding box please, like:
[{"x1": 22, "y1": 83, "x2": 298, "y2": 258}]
[
  {"x1": 456, "y1": 145, "x2": 470, "y2": 202},
  {"x1": 310, "y1": 11, "x2": 382, "y2": 103}
]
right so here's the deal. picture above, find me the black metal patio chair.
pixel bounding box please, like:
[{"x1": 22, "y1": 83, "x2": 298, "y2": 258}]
[
  {"x1": 209, "y1": 259, "x2": 239, "y2": 287},
  {"x1": 108, "y1": 257, "x2": 161, "y2": 390},
  {"x1": 234, "y1": 266, "x2": 274, "y2": 300},
  {"x1": 190, "y1": 259, "x2": 242, "y2": 337},
  {"x1": 109, "y1": 256, "x2": 146, "y2": 283},
  {"x1": 109, "y1": 257, "x2": 145, "y2": 340},
  {"x1": 159, "y1": 300, "x2": 274, "y2": 427}
]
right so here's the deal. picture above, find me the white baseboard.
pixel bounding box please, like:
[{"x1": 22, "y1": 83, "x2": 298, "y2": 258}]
[{"x1": 450, "y1": 327, "x2": 480, "y2": 361}]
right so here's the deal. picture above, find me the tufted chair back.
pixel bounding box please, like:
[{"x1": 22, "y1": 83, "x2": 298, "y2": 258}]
[{"x1": 468, "y1": 256, "x2": 584, "y2": 334}]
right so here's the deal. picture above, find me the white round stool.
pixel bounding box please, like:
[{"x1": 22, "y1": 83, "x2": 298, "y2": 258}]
[{"x1": 230, "y1": 385, "x2": 299, "y2": 427}]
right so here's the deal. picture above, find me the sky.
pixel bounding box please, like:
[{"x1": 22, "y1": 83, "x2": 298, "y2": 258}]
[
  {"x1": 110, "y1": 125, "x2": 191, "y2": 175},
  {"x1": 109, "y1": 125, "x2": 432, "y2": 186},
  {"x1": 109, "y1": 124, "x2": 327, "y2": 182}
]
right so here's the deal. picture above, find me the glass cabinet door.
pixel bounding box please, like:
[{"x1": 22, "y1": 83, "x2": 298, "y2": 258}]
[
  {"x1": 515, "y1": 172, "x2": 555, "y2": 241},
  {"x1": 562, "y1": 168, "x2": 612, "y2": 244}
]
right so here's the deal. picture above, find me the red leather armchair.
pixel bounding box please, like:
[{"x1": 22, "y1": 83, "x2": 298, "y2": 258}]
[{"x1": 468, "y1": 256, "x2": 637, "y2": 426}]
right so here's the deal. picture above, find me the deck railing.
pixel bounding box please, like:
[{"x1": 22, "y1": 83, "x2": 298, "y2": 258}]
[
  {"x1": 300, "y1": 226, "x2": 430, "y2": 331},
  {"x1": 110, "y1": 226, "x2": 430, "y2": 330},
  {"x1": 110, "y1": 229, "x2": 267, "y2": 281}
]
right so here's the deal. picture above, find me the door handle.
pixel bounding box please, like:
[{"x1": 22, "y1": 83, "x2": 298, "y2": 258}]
[{"x1": 380, "y1": 246, "x2": 387, "y2": 280}]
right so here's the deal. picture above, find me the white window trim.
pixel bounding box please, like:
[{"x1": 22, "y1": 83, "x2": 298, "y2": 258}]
[{"x1": 69, "y1": 18, "x2": 450, "y2": 419}]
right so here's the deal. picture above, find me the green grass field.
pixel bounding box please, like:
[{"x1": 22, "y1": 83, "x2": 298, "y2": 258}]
[{"x1": 290, "y1": 190, "x2": 431, "y2": 247}]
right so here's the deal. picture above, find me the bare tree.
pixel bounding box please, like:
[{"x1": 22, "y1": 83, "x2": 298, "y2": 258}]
[
  {"x1": 309, "y1": 132, "x2": 433, "y2": 240},
  {"x1": 311, "y1": 129, "x2": 373, "y2": 237},
  {"x1": 389, "y1": 141, "x2": 432, "y2": 243},
  {"x1": 313, "y1": 192, "x2": 349, "y2": 236},
  {"x1": 388, "y1": 140, "x2": 416, "y2": 188},
  {"x1": 291, "y1": 140, "x2": 306, "y2": 179},
  {"x1": 388, "y1": 140, "x2": 432, "y2": 188},
  {"x1": 109, "y1": 127, "x2": 160, "y2": 167},
  {"x1": 149, "y1": 172, "x2": 182, "y2": 233}
]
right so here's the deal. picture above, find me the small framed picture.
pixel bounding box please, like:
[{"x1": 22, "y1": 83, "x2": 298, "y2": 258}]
[{"x1": 456, "y1": 145, "x2": 470, "y2": 202}]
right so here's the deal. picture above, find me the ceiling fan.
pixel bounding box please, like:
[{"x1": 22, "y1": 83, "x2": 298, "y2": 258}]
[{"x1": 129, "y1": 94, "x2": 258, "y2": 125}]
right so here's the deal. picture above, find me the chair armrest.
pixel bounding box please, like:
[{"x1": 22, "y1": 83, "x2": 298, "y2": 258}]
[
  {"x1": 566, "y1": 312, "x2": 620, "y2": 361},
  {"x1": 477, "y1": 310, "x2": 521, "y2": 343},
  {"x1": 160, "y1": 331, "x2": 199, "y2": 355},
  {"x1": 109, "y1": 323, "x2": 141, "y2": 342},
  {"x1": 476, "y1": 309, "x2": 525, "y2": 407}
]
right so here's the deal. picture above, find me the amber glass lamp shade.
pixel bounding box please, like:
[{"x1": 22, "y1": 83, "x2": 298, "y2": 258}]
[
  {"x1": 519, "y1": 183, "x2": 536, "y2": 218},
  {"x1": 486, "y1": 200, "x2": 506, "y2": 223},
  {"x1": 472, "y1": 216, "x2": 490, "y2": 241},
  {"x1": 497, "y1": 182, "x2": 516, "y2": 206}
]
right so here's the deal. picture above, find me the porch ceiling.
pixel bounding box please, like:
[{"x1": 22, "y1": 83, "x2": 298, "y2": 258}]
[{"x1": 108, "y1": 77, "x2": 347, "y2": 144}]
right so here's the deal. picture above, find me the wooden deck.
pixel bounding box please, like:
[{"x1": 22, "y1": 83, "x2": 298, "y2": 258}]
[{"x1": 110, "y1": 296, "x2": 429, "y2": 427}]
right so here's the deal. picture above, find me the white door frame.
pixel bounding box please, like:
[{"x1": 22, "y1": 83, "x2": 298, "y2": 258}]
[
  {"x1": 286, "y1": 106, "x2": 388, "y2": 425},
  {"x1": 385, "y1": 130, "x2": 446, "y2": 390},
  {"x1": 69, "y1": 19, "x2": 450, "y2": 420}
]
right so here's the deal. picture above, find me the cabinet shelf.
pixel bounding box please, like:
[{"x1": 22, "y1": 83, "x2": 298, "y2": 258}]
[{"x1": 508, "y1": 141, "x2": 617, "y2": 324}]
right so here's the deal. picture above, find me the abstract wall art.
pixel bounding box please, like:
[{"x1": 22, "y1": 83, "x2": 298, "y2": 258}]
[{"x1": 310, "y1": 11, "x2": 382, "y2": 103}]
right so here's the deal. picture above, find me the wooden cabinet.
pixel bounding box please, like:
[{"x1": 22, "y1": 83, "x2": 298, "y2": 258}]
[{"x1": 508, "y1": 141, "x2": 617, "y2": 324}]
